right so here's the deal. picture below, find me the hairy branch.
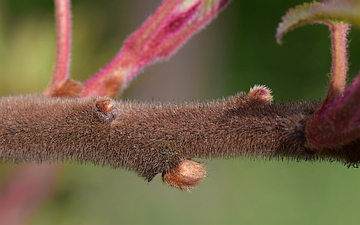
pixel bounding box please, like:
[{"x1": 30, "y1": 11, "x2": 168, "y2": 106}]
[
  {"x1": 3, "y1": 0, "x2": 360, "y2": 196},
  {"x1": 1, "y1": 92, "x2": 360, "y2": 188}
]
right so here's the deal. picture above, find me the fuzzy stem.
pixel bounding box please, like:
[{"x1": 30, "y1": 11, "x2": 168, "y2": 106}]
[
  {"x1": 2, "y1": 94, "x2": 360, "y2": 182},
  {"x1": 320, "y1": 21, "x2": 349, "y2": 111},
  {"x1": 304, "y1": 22, "x2": 354, "y2": 149},
  {"x1": 44, "y1": 0, "x2": 74, "y2": 97},
  {"x1": 52, "y1": 0, "x2": 71, "y2": 84},
  {"x1": 81, "y1": 0, "x2": 230, "y2": 97}
]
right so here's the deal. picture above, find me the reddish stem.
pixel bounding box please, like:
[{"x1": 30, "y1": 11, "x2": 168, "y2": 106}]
[
  {"x1": 304, "y1": 22, "x2": 360, "y2": 150},
  {"x1": 319, "y1": 22, "x2": 349, "y2": 112},
  {"x1": 44, "y1": 0, "x2": 72, "y2": 97},
  {"x1": 80, "y1": 0, "x2": 182, "y2": 97},
  {"x1": 81, "y1": 0, "x2": 230, "y2": 97}
]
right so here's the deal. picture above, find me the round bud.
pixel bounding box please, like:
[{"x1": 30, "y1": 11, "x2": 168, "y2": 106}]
[
  {"x1": 162, "y1": 160, "x2": 206, "y2": 191},
  {"x1": 248, "y1": 84, "x2": 273, "y2": 104}
]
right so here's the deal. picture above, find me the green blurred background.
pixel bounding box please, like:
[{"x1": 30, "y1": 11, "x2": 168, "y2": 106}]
[{"x1": 1, "y1": 0, "x2": 360, "y2": 224}]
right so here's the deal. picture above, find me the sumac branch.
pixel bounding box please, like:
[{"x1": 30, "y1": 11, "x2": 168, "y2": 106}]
[{"x1": 1, "y1": 0, "x2": 360, "y2": 193}]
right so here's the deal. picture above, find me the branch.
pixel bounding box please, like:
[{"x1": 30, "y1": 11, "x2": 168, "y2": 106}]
[{"x1": 2, "y1": 90, "x2": 360, "y2": 189}]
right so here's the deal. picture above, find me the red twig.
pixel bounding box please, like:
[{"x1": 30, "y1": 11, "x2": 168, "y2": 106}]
[
  {"x1": 302, "y1": 21, "x2": 360, "y2": 150},
  {"x1": 45, "y1": 0, "x2": 76, "y2": 97},
  {"x1": 81, "y1": 0, "x2": 230, "y2": 97},
  {"x1": 319, "y1": 22, "x2": 349, "y2": 111}
]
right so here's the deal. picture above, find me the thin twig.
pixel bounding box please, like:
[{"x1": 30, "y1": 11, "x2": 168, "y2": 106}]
[
  {"x1": 320, "y1": 22, "x2": 349, "y2": 111},
  {"x1": 44, "y1": 0, "x2": 73, "y2": 97}
]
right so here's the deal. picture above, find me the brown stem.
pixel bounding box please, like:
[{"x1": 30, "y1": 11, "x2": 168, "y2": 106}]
[{"x1": 1, "y1": 94, "x2": 359, "y2": 182}]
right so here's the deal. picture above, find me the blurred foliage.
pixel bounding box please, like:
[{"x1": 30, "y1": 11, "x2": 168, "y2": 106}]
[{"x1": 1, "y1": 0, "x2": 360, "y2": 224}]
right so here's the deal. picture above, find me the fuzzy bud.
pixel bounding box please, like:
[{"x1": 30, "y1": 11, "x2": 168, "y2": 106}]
[
  {"x1": 162, "y1": 159, "x2": 206, "y2": 191},
  {"x1": 248, "y1": 84, "x2": 273, "y2": 104}
]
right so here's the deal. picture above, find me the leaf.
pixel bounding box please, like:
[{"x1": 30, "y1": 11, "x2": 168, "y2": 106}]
[{"x1": 276, "y1": 0, "x2": 360, "y2": 43}]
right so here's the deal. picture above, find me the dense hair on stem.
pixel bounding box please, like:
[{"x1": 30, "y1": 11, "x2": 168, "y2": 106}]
[{"x1": 1, "y1": 93, "x2": 360, "y2": 182}]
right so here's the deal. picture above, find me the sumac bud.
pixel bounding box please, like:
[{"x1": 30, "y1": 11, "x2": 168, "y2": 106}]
[
  {"x1": 248, "y1": 85, "x2": 273, "y2": 104},
  {"x1": 162, "y1": 159, "x2": 206, "y2": 191}
]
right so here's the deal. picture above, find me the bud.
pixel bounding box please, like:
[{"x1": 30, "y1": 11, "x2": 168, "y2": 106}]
[
  {"x1": 162, "y1": 160, "x2": 206, "y2": 191},
  {"x1": 248, "y1": 84, "x2": 273, "y2": 104},
  {"x1": 96, "y1": 99, "x2": 113, "y2": 115}
]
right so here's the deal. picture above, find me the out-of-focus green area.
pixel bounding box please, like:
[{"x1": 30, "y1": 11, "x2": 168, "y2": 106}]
[{"x1": 1, "y1": 0, "x2": 360, "y2": 224}]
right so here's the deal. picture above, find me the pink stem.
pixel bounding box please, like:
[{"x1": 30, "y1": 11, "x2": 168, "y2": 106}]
[
  {"x1": 45, "y1": 0, "x2": 72, "y2": 96},
  {"x1": 81, "y1": 0, "x2": 230, "y2": 97},
  {"x1": 304, "y1": 21, "x2": 352, "y2": 149},
  {"x1": 319, "y1": 22, "x2": 349, "y2": 112},
  {"x1": 80, "y1": 0, "x2": 181, "y2": 97}
]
